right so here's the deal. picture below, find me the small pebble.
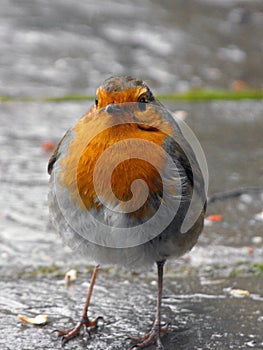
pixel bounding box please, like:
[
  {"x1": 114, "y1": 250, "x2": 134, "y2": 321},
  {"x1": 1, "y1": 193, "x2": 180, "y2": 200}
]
[
  {"x1": 252, "y1": 236, "x2": 262, "y2": 244},
  {"x1": 254, "y1": 211, "x2": 263, "y2": 221},
  {"x1": 230, "y1": 289, "x2": 250, "y2": 297},
  {"x1": 18, "y1": 314, "x2": 48, "y2": 325},
  {"x1": 65, "y1": 269, "x2": 77, "y2": 286},
  {"x1": 172, "y1": 110, "x2": 187, "y2": 120},
  {"x1": 240, "y1": 194, "x2": 253, "y2": 204},
  {"x1": 248, "y1": 247, "x2": 254, "y2": 254},
  {"x1": 41, "y1": 141, "x2": 56, "y2": 153},
  {"x1": 206, "y1": 214, "x2": 223, "y2": 222}
]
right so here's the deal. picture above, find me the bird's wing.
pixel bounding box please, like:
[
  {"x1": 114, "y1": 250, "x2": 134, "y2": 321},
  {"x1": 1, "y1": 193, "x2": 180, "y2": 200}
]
[{"x1": 47, "y1": 129, "x2": 71, "y2": 175}]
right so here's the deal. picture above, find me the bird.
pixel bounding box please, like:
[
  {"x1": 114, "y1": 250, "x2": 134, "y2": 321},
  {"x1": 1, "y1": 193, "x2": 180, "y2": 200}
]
[{"x1": 48, "y1": 75, "x2": 207, "y2": 349}]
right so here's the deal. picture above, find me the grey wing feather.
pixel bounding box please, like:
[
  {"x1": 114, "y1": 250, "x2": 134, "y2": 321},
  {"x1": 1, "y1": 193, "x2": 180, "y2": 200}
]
[{"x1": 47, "y1": 130, "x2": 71, "y2": 175}]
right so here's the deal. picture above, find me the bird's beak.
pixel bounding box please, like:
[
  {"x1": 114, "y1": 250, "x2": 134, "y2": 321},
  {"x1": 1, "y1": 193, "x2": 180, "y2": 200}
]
[{"x1": 105, "y1": 103, "x2": 124, "y2": 114}]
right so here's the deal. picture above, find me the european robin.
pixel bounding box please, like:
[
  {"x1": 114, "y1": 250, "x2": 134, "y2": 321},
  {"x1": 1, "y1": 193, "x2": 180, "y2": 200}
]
[{"x1": 48, "y1": 76, "x2": 207, "y2": 349}]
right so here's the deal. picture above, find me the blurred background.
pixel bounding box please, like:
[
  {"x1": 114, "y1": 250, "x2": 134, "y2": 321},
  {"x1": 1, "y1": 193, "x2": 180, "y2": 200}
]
[{"x1": 1, "y1": 0, "x2": 263, "y2": 97}]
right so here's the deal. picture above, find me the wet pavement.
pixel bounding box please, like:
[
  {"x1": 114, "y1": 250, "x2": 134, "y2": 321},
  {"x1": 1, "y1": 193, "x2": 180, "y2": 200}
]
[
  {"x1": 0, "y1": 271, "x2": 263, "y2": 350},
  {"x1": 1, "y1": 0, "x2": 263, "y2": 349}
]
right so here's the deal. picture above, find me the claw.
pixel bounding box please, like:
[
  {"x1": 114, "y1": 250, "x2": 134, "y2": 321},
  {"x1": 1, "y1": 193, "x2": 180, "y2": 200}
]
[
  {"x1": 130, "y1": 345, "x2": 139, "y2": 350},
  {"x1": 61, "y1": 336, "x2": 67, "y2": 347},
  {"x1": 55, "y1": 316, "x2": 102, "y2": 345},
  {"x1": 53, "y1": 266, "x2": 101, "y2": 346},
  {"x1": 129, "y1": 323, "x2": 169, "y2": 349},
  {"x1": 156, "y1": 337, "x2": 164, "y2": 350},
  {"x1": 94, "y1": 316, "x2": 104, "y2": 328},
  {"x1": 50, "y1": 329, "x2": 62, "y2": 340}
]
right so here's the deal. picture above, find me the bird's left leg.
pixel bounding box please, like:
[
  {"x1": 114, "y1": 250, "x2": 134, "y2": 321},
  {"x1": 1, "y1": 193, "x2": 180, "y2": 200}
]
[{"x1": 53, "y1": 265, "x2": 103, "y2": 345}]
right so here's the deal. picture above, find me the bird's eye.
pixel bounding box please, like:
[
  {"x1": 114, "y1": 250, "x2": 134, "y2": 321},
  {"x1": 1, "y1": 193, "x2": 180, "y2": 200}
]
[
  {"x1": 138, "y1": 96, "x2": 147, "y2": 103},
  {"x1": 95, "y1": 97, "x2": 98, "y2": 108}
]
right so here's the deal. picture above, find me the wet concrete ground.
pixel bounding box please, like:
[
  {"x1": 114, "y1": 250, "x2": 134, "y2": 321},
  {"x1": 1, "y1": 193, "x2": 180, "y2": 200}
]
[
  {"x1": 0, "y1": 100, "x2": 262, "y2": 349},
  {"x1": 0, "y1": 270, "x2": 263, "y2": 350}
]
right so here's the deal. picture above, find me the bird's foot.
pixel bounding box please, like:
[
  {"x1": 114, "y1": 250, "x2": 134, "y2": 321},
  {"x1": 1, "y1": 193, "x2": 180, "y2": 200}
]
[
  {"x1": 53, "y1": 315, "x2": 103, "y2": 346},
  {"x1": 129, "y1": 323, "x2": 169, "y2": 349},
  {"x1": 53, "y1": 265, "x2": 102, "y2": 345}
]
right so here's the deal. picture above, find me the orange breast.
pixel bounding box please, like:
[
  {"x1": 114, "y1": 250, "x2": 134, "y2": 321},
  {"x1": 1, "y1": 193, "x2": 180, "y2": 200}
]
[{"x1": 59, "y1": 106, "x2": 174, "y2": 219}]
